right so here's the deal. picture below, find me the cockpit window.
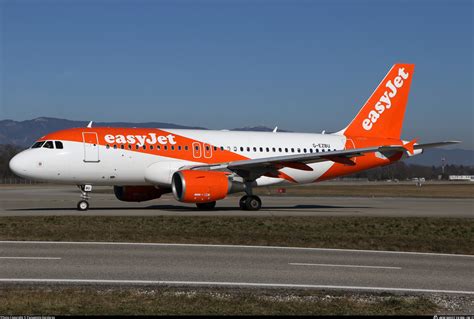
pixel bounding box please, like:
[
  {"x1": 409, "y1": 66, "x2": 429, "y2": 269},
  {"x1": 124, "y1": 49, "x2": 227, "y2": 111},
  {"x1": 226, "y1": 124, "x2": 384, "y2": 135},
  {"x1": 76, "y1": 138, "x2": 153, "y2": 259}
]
[
  {"x1": 55, "y1": 141, "x2": 64, "y2": 149},
  {"x1": 31, "y1": 141, "x2": 44, "y2": 149},
  {"x1": 43, "y1": 141, "x2": 54, "y2": 149}
]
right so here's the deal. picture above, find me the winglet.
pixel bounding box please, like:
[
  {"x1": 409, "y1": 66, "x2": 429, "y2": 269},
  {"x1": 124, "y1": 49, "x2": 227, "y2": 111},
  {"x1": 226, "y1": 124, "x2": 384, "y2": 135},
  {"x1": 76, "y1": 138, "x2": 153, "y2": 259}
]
[
  {"x1": 87, "y1": 121, "x2": 93, "y2": 128},
  {"x1": 403, "y1": 138, "x2": 418, "y2": 155},
  {"x1": 273, "y1": 126, "x2": 278, "y2": 133}
]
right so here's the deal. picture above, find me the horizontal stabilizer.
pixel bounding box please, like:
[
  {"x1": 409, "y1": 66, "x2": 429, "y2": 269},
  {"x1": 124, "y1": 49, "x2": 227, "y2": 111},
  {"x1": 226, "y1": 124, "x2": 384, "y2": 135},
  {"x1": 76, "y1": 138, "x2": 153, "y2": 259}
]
[{"x1": 414, "y1": 141, "x2": 461, "y2": 150}]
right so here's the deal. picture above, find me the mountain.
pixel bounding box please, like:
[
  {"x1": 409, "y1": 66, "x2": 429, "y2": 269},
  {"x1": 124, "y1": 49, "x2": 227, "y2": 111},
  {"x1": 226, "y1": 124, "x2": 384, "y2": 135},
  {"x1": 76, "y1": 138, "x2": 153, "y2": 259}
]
[
  {"x1": 0, "y1": 117, "x2": 206, "y2": 147},
  {"x1": 1, "y1": 117, "x2": 472, "y2": 166}
]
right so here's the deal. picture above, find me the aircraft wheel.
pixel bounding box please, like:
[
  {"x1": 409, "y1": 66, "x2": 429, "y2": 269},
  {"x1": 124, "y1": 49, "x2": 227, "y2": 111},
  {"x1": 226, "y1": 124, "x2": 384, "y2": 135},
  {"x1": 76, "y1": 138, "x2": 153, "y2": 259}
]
[
  {"x1": 196, "y1": 201, "x2": 216, "y2": 210},
  {"x1": 77, "y1": 200, "x2": 89, "y2": 211},
  {"x1": 245, "y1": 195, "x2": 262, "y2": 211},
  {"x1": 239, "y1": 195, "x2": 248, "y2": 210}
]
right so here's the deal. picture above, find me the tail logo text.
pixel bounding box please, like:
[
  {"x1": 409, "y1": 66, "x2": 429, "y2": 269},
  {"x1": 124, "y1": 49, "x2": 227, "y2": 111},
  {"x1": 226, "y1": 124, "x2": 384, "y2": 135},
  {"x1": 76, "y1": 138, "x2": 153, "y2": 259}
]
[{"x1": 362, "y1": 67, "x2": 409, "y2": 131}]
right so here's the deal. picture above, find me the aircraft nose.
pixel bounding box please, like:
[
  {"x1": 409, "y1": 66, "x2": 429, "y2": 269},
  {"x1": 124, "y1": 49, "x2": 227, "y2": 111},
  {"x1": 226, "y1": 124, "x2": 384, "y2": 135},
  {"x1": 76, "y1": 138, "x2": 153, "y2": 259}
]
[{"x1": 9, "y1": 152, "x2": 30, "y2": 178}]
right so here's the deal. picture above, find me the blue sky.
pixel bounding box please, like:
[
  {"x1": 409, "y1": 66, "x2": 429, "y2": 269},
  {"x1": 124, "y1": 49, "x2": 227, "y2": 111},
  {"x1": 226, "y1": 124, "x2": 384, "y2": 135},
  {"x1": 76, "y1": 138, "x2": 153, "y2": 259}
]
[{"x1": 1, "y1": 0, "x2": 473, "y2": 148}]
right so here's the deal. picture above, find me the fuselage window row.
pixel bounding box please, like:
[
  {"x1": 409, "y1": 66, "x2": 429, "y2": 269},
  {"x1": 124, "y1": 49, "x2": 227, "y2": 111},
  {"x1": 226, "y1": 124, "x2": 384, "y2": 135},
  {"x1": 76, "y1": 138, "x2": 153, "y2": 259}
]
[{"x1": 103, "y1": 143, "x2": 334, "y2": 154}]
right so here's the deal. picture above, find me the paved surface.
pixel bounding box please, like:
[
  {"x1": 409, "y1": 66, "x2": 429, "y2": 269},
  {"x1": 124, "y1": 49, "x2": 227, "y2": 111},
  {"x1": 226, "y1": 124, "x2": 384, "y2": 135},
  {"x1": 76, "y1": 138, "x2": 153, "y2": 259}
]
[
  {"x1": 0, "y1": 241, "x2": 473, "y2": 294},
  {"x1": 1, "y1": 185, "x2": 473, "y2": 217}
]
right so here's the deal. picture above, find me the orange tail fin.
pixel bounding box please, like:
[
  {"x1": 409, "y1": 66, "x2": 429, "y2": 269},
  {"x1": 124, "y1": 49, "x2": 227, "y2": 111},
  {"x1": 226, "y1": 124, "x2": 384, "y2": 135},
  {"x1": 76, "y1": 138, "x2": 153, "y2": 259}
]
[{"x1": 342, "y1": 64, "x2": 415, "y2": 139}]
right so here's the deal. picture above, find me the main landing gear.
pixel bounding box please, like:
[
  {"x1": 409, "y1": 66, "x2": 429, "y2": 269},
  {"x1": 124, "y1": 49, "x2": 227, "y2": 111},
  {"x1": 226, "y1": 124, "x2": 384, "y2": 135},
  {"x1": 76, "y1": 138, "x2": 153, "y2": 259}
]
[
  {"x1": 77, "y1": 184, "x2": 92, "y2": 211},
  {"x1": 239, "y1": 195, "x2": 262, "y2": 211}
]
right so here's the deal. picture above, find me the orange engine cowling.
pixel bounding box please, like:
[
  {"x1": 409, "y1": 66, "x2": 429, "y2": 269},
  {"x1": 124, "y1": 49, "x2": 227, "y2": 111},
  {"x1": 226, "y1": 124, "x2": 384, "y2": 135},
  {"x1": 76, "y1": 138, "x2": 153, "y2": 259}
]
[
  {"x1": 171, "y1": 170, "x2": 231, "y2": 203},
  {"x1": 114, "y1": 186, "x2": 168, "y2": 202}
]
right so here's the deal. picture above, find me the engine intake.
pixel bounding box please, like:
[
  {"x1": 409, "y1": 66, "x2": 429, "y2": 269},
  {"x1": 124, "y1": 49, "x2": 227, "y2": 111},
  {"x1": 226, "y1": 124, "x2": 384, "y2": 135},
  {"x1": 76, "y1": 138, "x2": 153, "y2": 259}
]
[{"x1": 172, "y1": 170, "x2": 241, "y2": 203}]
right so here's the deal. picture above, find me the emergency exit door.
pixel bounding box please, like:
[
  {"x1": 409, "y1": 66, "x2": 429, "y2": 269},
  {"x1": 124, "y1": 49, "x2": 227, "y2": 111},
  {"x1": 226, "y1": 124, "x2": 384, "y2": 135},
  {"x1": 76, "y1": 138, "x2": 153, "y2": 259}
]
[{"x1": 83, "y1": 132, "x2": 100, "y2": 162}]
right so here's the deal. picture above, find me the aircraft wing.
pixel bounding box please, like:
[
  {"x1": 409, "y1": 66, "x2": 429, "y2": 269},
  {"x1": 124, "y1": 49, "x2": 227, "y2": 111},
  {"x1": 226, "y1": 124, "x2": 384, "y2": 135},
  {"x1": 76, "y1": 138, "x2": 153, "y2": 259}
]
[
  {"x1": 185, "y1": 145, "x2": 404, "y2": 181},
  {"x1": 184, "y1": 141, "x2": 461, "y2": 181}
]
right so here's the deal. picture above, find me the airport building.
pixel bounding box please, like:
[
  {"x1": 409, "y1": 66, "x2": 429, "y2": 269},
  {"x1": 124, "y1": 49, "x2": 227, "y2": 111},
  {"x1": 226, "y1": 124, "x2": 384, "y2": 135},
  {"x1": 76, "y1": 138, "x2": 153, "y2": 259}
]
[{"x1": 448, "y1": 175, "x2": 474, "y2": 182}]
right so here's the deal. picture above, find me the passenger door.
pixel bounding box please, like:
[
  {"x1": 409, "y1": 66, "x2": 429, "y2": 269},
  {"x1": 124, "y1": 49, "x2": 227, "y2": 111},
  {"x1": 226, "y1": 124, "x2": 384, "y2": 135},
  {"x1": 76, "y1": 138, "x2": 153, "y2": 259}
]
[{"x1": 83, "y1": 132, "x2": 100, "y2": 162}]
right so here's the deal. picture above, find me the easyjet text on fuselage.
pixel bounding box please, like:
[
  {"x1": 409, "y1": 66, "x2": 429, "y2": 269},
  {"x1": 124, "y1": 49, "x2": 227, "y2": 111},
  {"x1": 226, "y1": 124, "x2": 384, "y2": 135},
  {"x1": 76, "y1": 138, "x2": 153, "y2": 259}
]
[{"x1": 104, "y1": 133, "x2": 177, "y2": 146}]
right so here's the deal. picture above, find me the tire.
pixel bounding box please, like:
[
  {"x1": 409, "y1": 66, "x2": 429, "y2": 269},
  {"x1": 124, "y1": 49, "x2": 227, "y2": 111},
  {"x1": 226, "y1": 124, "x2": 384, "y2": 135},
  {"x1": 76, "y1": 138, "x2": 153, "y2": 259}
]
[
  {"x1": 77, "y1": 200, "x2": 89, "y2": 211},
  {"x1": 196, "y1": 201, "x2": 216, "y2": 210},
  {"x1": 245, "y1": 196, "x2": 262, "y2": 211},
  {"x1": 239, "y1": 195, "x2": 248, "y2": 210}
]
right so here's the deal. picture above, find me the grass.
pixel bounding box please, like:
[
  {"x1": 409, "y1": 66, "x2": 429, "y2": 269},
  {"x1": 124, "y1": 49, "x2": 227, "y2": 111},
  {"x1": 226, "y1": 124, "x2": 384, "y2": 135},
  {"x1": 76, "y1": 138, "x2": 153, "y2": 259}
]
[
  {"x1": 254, "y1": 183, "x2": 474, "y2": 198},
  {"x1": 1, "y1": 216, "x2": 473, "y2": 254},
  {"x1": 0, "y1": 285, "x2": 443, "y2": 315}
]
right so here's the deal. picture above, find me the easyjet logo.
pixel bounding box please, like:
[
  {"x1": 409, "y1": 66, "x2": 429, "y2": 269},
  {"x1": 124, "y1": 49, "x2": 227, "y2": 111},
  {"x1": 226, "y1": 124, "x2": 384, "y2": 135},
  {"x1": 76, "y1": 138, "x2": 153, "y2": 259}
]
[
  {"x1": 104, "y1": 133, "x2": 177, "y2": 146},
  {"x1": 362, "y1": 67, "x2": 409, "y2": 131}
]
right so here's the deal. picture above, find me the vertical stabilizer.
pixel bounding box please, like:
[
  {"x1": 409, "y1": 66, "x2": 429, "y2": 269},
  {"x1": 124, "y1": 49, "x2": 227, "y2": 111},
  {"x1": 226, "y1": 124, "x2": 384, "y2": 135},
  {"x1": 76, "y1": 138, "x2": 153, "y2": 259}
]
[{"x1": 342, "y1": 64, "x2": 415, "y2": 139}]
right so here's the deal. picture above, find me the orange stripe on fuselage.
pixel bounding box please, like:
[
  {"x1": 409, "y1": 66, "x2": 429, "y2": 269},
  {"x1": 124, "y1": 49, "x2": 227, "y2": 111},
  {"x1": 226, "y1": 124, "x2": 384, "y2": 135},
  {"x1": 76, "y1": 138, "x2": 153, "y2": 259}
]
[{"x1": 39, "y1": 127, "x2": 248, "y2": 164}]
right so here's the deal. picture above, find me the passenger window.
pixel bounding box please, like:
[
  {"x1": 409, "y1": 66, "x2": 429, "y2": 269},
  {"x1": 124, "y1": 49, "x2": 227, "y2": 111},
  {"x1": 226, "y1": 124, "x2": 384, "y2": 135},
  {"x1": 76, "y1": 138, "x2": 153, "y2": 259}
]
[
  {"x1": 303, "y1": 148, "x2": 307, "y2": 153},
  {"x1": 220, "y1": 146, "x2": 224, "y2": 151},
  {"x1": 178, "y1": 146, "x2": 182, "y2": 151},
  {"x1": 171, "y1": 145, "x2": 175, "y2": 151},
  {"x1": 247, "y1": 147, "x2": 250, "y2": 152},
  {"x1": 135, "y1": 145, "x2": 139, "y2": 150},
  {"x1": 150, "y1": 145, "x2": 154, "y2": 150},
  {"x1": 291, "y1": 148, "x2": 294, "y2": 153},
  {"x1": 128, "y1": 145, "x2": 132, "y2": 149},
  {"x1": 213, "y1": 146, "x2": 217, "y2": 151},
  {"x1": 113, "y1": 145, "x2": 117, "y2": 149},
  {"x1": 240, "y1": 147, "x2": 244, "y2": 152},
  {"x1": 106, "y1": 144, "x2": 110, "y2": 149},
  {"x1": 157, "y1": 145, "x2": 161, "y2": 150},
  {"x1": 43, "y1": 141, "x2": 54, "y2": 149},
  {"x1": 164, "y1": 145, "x2": 168, "y2": 150},
  {"x1": 185, "y1": 146, "x2": 188, "y2": 151},
  {"x1": 272, "y1": 147, "x2": 276, "y2": 152},
  {"x1": 253, "y1": 147, "x2": 257, "y2": 152},
  {"x1": 233, "y1": 146, "x2": 238, "y2": 151},
  {"x1": 297, "y1": 148, "x2": 301, "y2": 153},
  {"x1": 121, "y1": 145, "x2": 124, "y2": 150},
  {"x1": 309, "y1": 149, "x2": 313, "y2": 153},
  {"x1": 266, "y1": 147, "x2": 269, "y2": 152},
  {"x1": 284, "y1": 148, "x2": 288, "y2": 153},
  {"x1": 55, "y1": 141, "x2": 64, "y2": 149},
  {"x1": 278, "y1": 148, "x2": 282, "y2": 152}
]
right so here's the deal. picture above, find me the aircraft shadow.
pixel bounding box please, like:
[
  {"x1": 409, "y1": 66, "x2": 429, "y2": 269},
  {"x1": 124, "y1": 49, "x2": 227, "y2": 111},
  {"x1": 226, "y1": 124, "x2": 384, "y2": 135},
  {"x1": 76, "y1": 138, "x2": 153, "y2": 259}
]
[{"x1": 8, "y1": 204, "x2": 370, "y2": 212}]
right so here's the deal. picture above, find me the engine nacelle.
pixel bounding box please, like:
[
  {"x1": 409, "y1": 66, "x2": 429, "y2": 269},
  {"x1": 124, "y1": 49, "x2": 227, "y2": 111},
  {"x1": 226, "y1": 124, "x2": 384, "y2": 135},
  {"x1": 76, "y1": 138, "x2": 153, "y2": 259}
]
[
  {"x1": 172, "y1": 170, "x2": 242, "y2": 203},
  {"x1": 114, "y1": 186, "x2": 167, "y2": 202}
]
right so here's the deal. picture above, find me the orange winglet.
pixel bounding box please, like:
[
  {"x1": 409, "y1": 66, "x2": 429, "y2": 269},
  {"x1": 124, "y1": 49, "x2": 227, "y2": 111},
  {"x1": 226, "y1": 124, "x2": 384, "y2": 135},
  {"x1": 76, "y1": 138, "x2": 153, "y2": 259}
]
[{"x1": 403, "y1": 138, "x2": 418, "y2": 155}]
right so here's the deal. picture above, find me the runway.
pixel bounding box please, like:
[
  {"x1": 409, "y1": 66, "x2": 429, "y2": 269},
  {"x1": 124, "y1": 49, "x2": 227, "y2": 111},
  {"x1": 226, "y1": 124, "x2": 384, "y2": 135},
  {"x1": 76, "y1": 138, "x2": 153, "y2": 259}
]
[
  {"x1": 1, "y1": 185, "x2": 473, "y2": 217},
  {"x1": 0, "y1": 241, "x2": 473, "y2": 294}
]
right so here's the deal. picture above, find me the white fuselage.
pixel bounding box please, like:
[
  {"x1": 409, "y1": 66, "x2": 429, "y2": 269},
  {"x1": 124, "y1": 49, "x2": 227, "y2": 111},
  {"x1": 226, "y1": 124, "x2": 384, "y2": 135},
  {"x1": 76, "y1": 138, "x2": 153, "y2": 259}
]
[{"x1": 10, "y1": 129, "x2": 348, "y2": 187}]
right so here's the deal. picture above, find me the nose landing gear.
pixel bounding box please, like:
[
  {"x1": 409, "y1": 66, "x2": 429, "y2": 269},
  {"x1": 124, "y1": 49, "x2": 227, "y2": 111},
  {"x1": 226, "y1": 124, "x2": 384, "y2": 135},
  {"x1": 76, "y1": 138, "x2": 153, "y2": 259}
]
[{"x1": 77, "y1": 185, "x2": 92, "y2": 211}]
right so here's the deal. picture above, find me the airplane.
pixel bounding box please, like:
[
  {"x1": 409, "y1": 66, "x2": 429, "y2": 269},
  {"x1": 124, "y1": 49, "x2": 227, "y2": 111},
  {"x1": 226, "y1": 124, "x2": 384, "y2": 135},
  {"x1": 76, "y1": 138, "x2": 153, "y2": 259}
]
[{"x1": 9, "y1": 63, "x2": 459, "y2": 211}]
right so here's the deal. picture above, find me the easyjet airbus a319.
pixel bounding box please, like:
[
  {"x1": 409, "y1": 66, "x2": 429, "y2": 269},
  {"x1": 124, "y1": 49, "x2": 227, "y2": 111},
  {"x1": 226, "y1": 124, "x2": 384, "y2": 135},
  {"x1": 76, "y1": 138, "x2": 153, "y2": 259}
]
[{"x1": 9, "y1": 64, "x2": 459, "y2": 211}]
